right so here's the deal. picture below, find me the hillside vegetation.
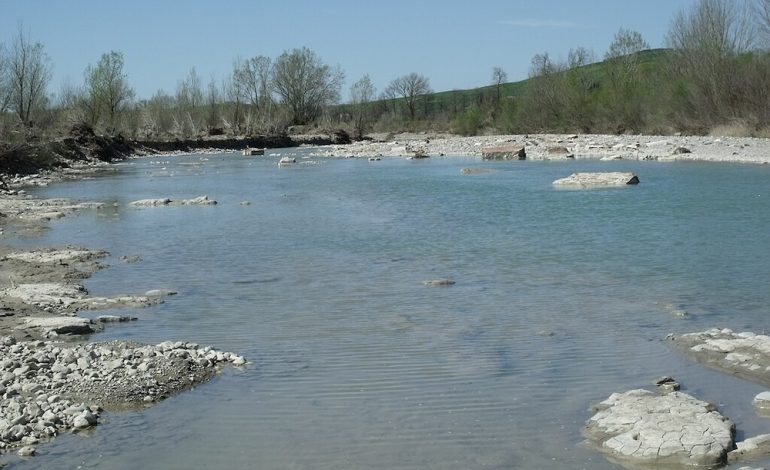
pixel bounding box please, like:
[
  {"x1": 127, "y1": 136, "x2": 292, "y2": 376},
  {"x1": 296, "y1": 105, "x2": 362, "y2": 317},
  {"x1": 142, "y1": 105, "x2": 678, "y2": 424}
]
[{"x1": 2, "y1": 0, "x2": 770, "y2": 175}]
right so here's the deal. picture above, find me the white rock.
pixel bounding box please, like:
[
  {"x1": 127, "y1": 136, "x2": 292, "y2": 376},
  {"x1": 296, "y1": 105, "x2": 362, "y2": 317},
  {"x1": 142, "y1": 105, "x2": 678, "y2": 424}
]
[
  {"x1": 729, "y1": 434, "x2": 770, "y2": 463},
  {"x1": 584, "y1": 389, "x2": 734, "y2": 467},
  {"x1": 754, "y1": 391, "x2": 770, "y2": 409},
  {"x1": 553, "y1": 172, "x2": 639, "y2": 188},
  {"x1": 130, "y1": 198, "x2": 173, "y2": 206},
  {"x1": 22, "y1": 317, "x2": 94, "y2": 335},
  {"x1": 17, "y1": 446, "x2": 35, "y2": 456}
]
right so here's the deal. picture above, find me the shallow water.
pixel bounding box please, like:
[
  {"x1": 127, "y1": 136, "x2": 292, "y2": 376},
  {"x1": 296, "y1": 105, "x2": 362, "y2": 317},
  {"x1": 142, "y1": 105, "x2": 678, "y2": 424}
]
[{"x1": 7, "y1": 150, "x2": 770, "y2": 469}]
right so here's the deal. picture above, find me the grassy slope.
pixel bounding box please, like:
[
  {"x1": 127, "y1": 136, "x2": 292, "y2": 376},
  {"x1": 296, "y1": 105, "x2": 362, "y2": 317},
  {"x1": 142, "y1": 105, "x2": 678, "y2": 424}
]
[{"x1": 364, "y1": 49, "x2": 671, "y2": 115}]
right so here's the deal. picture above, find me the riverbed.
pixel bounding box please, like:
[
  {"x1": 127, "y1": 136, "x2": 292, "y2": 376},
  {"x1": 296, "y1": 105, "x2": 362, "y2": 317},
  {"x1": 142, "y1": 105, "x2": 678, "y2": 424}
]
[{"x1": 5, "y1": 149, "x2": 770, "y2": 469}]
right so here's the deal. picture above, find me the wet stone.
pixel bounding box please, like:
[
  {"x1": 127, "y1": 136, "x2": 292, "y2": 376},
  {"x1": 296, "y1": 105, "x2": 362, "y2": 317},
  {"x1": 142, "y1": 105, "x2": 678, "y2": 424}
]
[{"x1": 584, "y1": 389, "x2": 734, "y2": 468}]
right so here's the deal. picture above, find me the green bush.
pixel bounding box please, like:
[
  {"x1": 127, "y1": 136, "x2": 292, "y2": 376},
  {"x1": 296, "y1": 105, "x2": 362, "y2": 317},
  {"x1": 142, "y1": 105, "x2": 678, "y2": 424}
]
[{"x1": 452, "y1": 106, "x2": 485, "y2": 136}]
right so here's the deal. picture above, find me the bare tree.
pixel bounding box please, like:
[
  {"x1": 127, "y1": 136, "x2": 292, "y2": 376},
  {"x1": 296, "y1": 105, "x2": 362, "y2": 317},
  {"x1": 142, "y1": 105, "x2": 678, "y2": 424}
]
[
  {"x1": 176, "y1": 67, "x2": 204, "y2": 136},
  {"x1": 205, "y1": 76, "x2": 221, "y2": 131},
  {"x1": 388, "y1": 73, "x2": 431, "y2": 120},
  {"x1": 143, "y1": 90, "x2": 175, "y2": 137},
  {"x1": 564, "y1": 47, "x2": 597, "y2": 130},
  {"x1": 224, "y1": 62, "x2": 244, "y2": 134},
  {"x1": 8, "y1": 26, "x2": 52, "y2": 126},
  {"x1": 604, "y1": 28, "x2": 650, "y2": 131},
  {"x1": 380, "y1": 82, "x2": 399, "y2": 115},
  {"x1": 668, "y1": 0, "x2": 755, "y2": 56},
  {"x1": 605, "y1": 28, "x2": 649, "y2": 87},
  {"x1": 491, "y1": 67, "x2": 507, "y2": 104},
  {"x1": 606, "y1": 28, "x2": 649, "y2": 62},
  {"x1": 235, "y1": 56, "x2": 272, "y2": 109},
  {"x1": 234, "y1": 56, "x2": 274, "y2": 132},
  {"x1": 272, "y1": 47, "x2": 344, "y2": 125},
  {"x1": 84, "y1": 51, "x2": 134, "y2": 130},
  {"x1": 0, "y1": 43, "x2": 11, "y2": 115},
  {"x1": 349, "y1": 74, "x2": 376, "y2": 139},
  {"x1": 667, "y1": 0, "x2": 756, "y2": 123},
  {"x1": 522, "y1": 52, "x2": 566, "y2": 130},
  {"x1": 757, "y1": 0, "x2": 770, "y2": 47}
]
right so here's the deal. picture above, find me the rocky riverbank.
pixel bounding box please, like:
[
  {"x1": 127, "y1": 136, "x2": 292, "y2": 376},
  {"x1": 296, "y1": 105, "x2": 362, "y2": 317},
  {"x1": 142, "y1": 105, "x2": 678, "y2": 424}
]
[
  {"x1": 583, "y1": 329, "x2": 770, "y2": 469},
  {"x1": 0, "y1": 179, "x2": 246, "y2": 461},
  {"x1": 0, "y1": 337, "x2": 244, "y2": 457},
  {"x1": 311, "y1": 132, "x2": 770, "y2": 164},
  {"x1": 0, "y1": 124, "x2": 348, "y2": 180}
]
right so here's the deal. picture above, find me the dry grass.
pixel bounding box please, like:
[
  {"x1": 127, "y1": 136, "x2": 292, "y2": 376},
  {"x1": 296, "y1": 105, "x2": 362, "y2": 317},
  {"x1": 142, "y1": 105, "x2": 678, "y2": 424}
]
[
  {"x1": 709, "y1": 122, "x2": 754, "y2": 138},
  {"x1": 708, "y1": 122, "x2": 770, "y2": 138}
]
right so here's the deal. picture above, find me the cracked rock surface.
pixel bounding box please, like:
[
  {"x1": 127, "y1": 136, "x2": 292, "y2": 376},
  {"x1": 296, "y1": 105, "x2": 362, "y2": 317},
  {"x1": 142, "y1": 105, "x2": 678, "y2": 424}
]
[
  {"x1": 552, "y1": 172, "x2": 639, "y2": 188},
  {"x1": 584, "y1": 389, "x2": 734, "y2": 468},
  {"x1": 669, "y1": 329, "x2": 770, "y2": 386}
]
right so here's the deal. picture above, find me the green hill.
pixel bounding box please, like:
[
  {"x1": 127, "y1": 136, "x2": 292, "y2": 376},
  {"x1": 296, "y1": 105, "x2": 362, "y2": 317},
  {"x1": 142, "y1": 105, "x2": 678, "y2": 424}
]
[{"x1": 345, "y1": 48, "x2": 673, "y2": 135}]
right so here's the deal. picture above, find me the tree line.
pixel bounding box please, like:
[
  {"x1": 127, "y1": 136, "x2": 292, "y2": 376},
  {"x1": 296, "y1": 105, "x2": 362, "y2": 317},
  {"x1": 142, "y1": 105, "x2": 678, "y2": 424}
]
[
  {"x1": 456, "y1": 0, "x2": 770, "y2": 136},
  {"x1": 3, "y1": 0, "x2": 770, "y2": 141}
]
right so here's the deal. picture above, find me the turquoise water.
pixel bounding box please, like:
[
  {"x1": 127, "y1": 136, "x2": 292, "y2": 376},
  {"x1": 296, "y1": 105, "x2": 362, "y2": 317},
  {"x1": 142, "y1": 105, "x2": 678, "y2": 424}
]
[{"x1": 7, "y1": 150, "x2": 770, "y2": 469}]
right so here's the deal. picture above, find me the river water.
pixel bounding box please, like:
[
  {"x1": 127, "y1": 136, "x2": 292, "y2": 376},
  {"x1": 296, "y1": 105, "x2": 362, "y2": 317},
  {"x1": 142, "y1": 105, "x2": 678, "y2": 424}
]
[{"x1": 7, "y1": 150, "x2": 770, "y2": 469}]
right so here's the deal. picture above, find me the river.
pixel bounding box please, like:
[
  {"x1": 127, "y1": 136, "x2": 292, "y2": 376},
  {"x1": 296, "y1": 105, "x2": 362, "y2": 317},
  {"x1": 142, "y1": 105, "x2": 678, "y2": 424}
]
[{"x1": 8, "y1": 150, "x2": 770, "y2": 469}]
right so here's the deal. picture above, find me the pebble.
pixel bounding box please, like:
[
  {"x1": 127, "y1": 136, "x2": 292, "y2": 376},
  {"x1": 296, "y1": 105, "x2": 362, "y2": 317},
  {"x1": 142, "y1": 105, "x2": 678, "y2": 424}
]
[{"x1": 0, "y1": 336, "x2": 245, "y2": 457}]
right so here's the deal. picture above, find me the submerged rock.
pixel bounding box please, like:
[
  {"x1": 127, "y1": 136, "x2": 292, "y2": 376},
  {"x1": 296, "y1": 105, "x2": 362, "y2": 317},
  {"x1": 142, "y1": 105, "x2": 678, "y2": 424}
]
[
  {"x1": 460, "y1": 167, "x2": 497, "y2": 175},
  {"x1": 584, "y1": 389, "x2": 734, "y2": 468},
  {"x1": 422, "y1": 279, "x2": 456, "y2": 287},
  {"x1": 96, "y1": 315, "x2": 137, "y2": 323},
  {"x1": 553, "y1": 172, "x2": 639, "y2": 188}
]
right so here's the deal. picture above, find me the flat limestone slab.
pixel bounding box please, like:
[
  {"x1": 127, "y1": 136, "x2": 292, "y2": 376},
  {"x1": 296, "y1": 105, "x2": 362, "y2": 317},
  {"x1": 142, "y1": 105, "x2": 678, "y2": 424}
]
[
  {"x1": 21, "y1": 316, "x2": 95, "y2": 335},
  {"x1": 3, "y1": 248, "x2": 105, "y2": 264},
  {"x1": 553, "y1": 172, "x2": 639, "y2": 188},
  {"x1": 669, "y1": 329, "x2": 770, "y2": 386},
  {"x1": 130, "y1": 196, "x2": 217, "y2": 207},
  {"x1": 584, "y1": 389, "x2": 734, "y2": 468}
]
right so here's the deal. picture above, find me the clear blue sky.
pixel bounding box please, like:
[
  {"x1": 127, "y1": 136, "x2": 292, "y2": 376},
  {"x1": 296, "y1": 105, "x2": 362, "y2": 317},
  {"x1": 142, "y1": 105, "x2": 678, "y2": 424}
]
[{"x1": 2, "y1": 0, "x2": 697, "y2": 102}]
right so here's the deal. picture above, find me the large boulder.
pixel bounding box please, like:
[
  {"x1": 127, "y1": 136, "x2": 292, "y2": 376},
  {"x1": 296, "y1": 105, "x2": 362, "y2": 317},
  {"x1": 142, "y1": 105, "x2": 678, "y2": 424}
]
[
  {"x1": 481, "y1": 144, "x2": 526, "y2": 160},
  {"x1": 545, "y1": 146, "x2": 575, "y2": 159},
  {"x1": 584, "y1": 389, "x2": 734, "y2": 468},
  {"x1": 553, "y1": 172, "x2": 639, "y2": 188}
]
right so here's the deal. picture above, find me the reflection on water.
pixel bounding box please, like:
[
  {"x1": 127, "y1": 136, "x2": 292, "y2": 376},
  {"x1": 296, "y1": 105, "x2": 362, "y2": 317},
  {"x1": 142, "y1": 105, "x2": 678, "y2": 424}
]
[{"x1": 7, "y1": 151, "x2": 770, "y2": 469}]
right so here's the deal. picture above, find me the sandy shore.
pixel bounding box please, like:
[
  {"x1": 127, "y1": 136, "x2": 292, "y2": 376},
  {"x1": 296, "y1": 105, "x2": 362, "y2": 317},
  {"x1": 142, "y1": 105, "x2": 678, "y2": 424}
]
[{"x1": 309, "y1": 133, "x2": 770, "y2": 164}]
